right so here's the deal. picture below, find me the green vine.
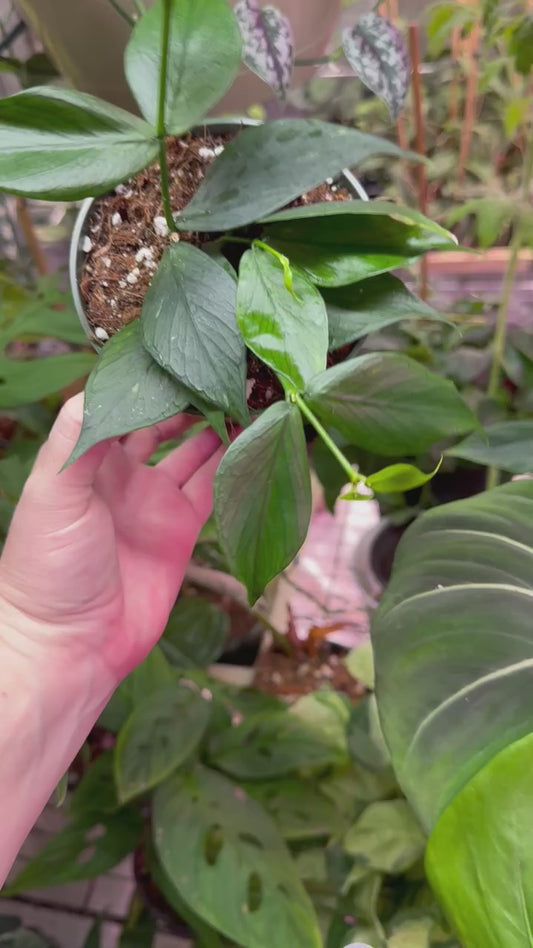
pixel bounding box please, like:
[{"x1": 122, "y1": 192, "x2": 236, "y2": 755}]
[{"x1": 157, "y1": 0, "x2": 177, "y2": 233}]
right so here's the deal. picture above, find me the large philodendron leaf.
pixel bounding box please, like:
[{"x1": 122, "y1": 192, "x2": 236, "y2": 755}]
[
  {"x1": 125, "y1": 0, "x2": 242, "y2": 134},
  {"x1": 142, "y1": 243, "x2": 248, "y2": 425},
  {"x1": 343, "y1": 13, "x2": 410, "y2": 119},
  {"x1": 323, "y1": 273, "x2": 448, "y2": 349},
  {"x1": 236, "y1": 247, "x2": 328, "y2": 391},
  {"x1": 214, "y1": 401, "x2": 311, "y2": 603},
  {"x1": 372, "y1": 479, "x2": 533, "y2": 833},
  {"x1": 304, "y1": 353, "x2": 476, "y2": 456},
  {"x1": 0, "y1": 88, "x2": 157, "y2": 200},
  {"x1": 153, "y1": 766, "x2": 322, "y2": 948},
  {"x1": 262, "y1": 202, "x2": 456, "y2": 288},
  {"x1": 177, "y1": 119, "x2": 420, "y2": 232},
  {"x1": 234, "y1": 0, "x2": 294, "y2": 98},
  {"x1": 426, "y1": 731, "x2": 533, "y2": 948},
  {"x1": 69, "y1": 320, "x2": 189, "y2": 464}
]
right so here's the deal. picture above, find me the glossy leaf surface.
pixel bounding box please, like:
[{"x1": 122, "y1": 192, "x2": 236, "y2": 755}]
[
  {"x1": 142, "y1": 244, "x2": 248, "y2": 424},
  {"x1": 343, "y1": 13, "x2": 410, "y2": 118},
  {"x1": 235, "y1": 0, "x2": 294, "y2": 97},
  {"x1": 125, "y1": 0, "x2": 242, "y2": 133},
  {"x1": 366, "y1": 461, "x2": 441, "y2": 494},
  {"x1": 69, "y1": 321, "x2": 189, "y2": 464},
  {"x1": 237, "y1": 247, "x2": 328, "y2": 391},
  {"x1": 0, "y1": 88, "x2": 157, "y2": 199},
  {"x1": 373, "y1": 479, "x2": 533, "y2": 830},
  {"x1": 178, "y1": 120, "x2": 419, "y2": 232},
  {"x1": 153, "y1": 766, "x2": 322, "y2": 948},
  {"x1": 214, "y1": 401, "x2": 311, "y2": 603},
  {"x1": 305, "y1": 353, "x2": 476, "y2": 456},
  {"x1": 447, "y1": 419, "x2": 533, "y2": 474}
]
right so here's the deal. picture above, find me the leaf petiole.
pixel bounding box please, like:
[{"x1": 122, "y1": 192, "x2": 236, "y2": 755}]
[
  {"x1": 157, "y1": 0, "x2": 177, "y2": 232},
  {"x1": 253, "y1": 240, "x2": 299, "y2": 300},
  {"x1": 293, "y1": 393, "x2": 362, "y2": 488}
]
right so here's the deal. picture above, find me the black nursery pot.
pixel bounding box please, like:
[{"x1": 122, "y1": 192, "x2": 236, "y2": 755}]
[{"x1": 69, "y1": 117, "x2": 368, "y2": 349}]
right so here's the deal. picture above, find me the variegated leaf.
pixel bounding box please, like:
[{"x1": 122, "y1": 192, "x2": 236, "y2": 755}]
[
  {"x1": 343, "y1": 13, "x2": 410, "y2": 119},
  {"x1": 234, "y1": 0, "x2": 294, "y2": 98}
]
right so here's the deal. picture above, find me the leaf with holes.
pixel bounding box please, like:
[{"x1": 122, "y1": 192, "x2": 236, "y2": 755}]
[
  {"x1": 115, "y1": 681, "x2": 210, "y2": 802},
  {"x1": 125, "y1": 0, "x2": 242, "y2": 133},
  {"x1": 153, "y1": 766, "x2": 322, "y2": 948},
  {"x1": 234, "y1": 0, "x2": 294, "y2": 98},
  {"x1": 237, "y1": 246, "x2": 328, "y2": 391},
  {"x1": 214, "y1": 401, "x2": 311, "y2": 603},
  {"x1": 4, "y1": 810, "x2": 142, "y2": 894},
  {"x1": 162, "y1": 598, "x2": 229, "y2": 668},
  {"x1": 0, "y1": 88, "x2": 158, "y2": 200},
  {"x1": 68, "y1": 320, "x2": 189, "y2": 464},
  {"x1": 304, "y1": 353, "x2": 476, "y2": 456},
  {"x1": 142, "y1": 244, "x2": 248, "y2": 425},
  {"x1": 343, "y1": 13, "x2": 410, "y2": 118}
]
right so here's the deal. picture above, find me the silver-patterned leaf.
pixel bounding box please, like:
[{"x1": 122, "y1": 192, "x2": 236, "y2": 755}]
[
  {"x1": 343, "y1": 13, "x2": 410, "y2": 119},
  {"x1": 234, "y1": 0, "x2": 294, "y2": 98}
]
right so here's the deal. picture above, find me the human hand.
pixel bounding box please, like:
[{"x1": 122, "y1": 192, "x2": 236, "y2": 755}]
[{"x1": 0, "y1": 394, "x2": 224, "y2": 687}]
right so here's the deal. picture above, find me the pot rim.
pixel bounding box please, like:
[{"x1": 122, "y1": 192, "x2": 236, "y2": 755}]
[{"x1": 69, "y1": 115, "x2": 369, "y2": 350}]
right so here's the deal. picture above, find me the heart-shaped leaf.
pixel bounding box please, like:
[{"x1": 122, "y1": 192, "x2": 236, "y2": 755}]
[
  {"x1": 153, "y1": 765, "x2": 322, "y2": 948},
  {"x1": 125, "y1": 0, "x2": 242, "y2": 133},
  {"x1": 343, "y1": 13, "x2": 410, "y2": 118},
  {"x1": 214, "y1": 401, "x2": 311, "y2": 603},
  {"x1": 115, "y1": 681, "x2": 210, "y2": 802},
  {"x1": 324, "y1": 273, "x2": 447, "y2": 349},
  {"x1": 263, "y1": 202, "x2": 456, "y2": 287},
  {"x1": 162, "y1": 598, "x2": 229, "y2": 668},
  {"x1": 0, "y1": 87, "x2": 157, "y2": 200},
  {"x1": 69, "y1": 320, "x2": 189, "y2": 464},
  {"x1": 446, "y1": 420, "x2": 533, "y2": 474},
  {"x1": 234, "y1": 0, "x2": 294, "y2": 98},
  {"x1": 304, "y1": 353, "x2": 476, "y2": 456},
  {"x1": 237, "y1": 246, "x2": 328, "y2": 392},
  {"x1": 142, "y1": 243, "x2": 248, "y2": 425},
  {"x1": 177, "y1": 119, "x2": 420, "y2": 232}
]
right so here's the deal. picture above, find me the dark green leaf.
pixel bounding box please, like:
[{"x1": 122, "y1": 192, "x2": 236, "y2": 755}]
[
  {"x1": 153, "y1": 765, "x2": 322, "y2": 948},
  {"x1": 69, "y1": 753, "x2": 120, "y2": 823},
  {"x1": 510, "y1": 15, "x2": 533, "y2": 75},
  {"x1": 162, "y1": 598, "x2": 229, "y2": 668},
  {"x1": 366, "y1": 461, "x2": 442, "y2": 493},
  {"x1": 4, "y1": 810, "x2": 142, "y2": 894},
  {"x1": 263, "y1": 202, "x2": 456, "y2": 287},
  {"x1": 373, "y1": 479, "x2": 533, "y2": 831},
  {"x1": 446, "y1": 420, "x2": 533, "y2": 474},
  {"x1": 148, "y1": 848, "x2": 223, "y2": 947},
  {"x1": 142, "y1": 244, "x2": 248, "y2": 424},
  {"x1": 118, "y1": 908, "x2": 156, "y2": 947},
  {"x1": 98, "y1": 645, "x2": 174, "y2": 733},
  {"x1": 69, "y1": 320, "x2": 189, "y2": 464},
  {"x1": 177, "y1": 119, "x2": 420, "y2": 232},
  {"x1": 347, "y1": 696, "x2": 391, "y2": 773},
  {"x1": 0, "y1": 352, "x2": 96, "y2": 409},
  {"x1": 344, "y1": 800, "x2": 425, "y2": 874},
  {"x1": 323, "y1": 273, "x2": 448, "y2": 349},
  {"x1": 235, "y1": 0, "x2": 294, "y2": 97},
  {"x1": 0, "y1": 441, "x2": 40, "y2": 504},
  {"x1": 0, "y1": 88, "x2": 157, "y2": 200},
  {"x1": 125, "y1": 0, "x2": 242, "y2": 134},
  {"x1": 305, "y1": 353, "x2": 476, "y2": 456},
  {"x1": 343, "y1": 13, "x2": 410, "y2": 118},
  {"x1": 214, "y1": 401, "x2": 311, "y2": 603},
  {"x1": 245, "y1": 778, "x2": 344, "y2": 841},
  {"x1": 237, "y1": 246, "x2": 328, "y2": 391},
  {"x1": 115, "y1": 681, "x2": 210, "y2": 801}
]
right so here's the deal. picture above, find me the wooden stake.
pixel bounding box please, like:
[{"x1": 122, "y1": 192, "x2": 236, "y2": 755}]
[
  {"x1": 457, "y1": 21, "x2": 481, "y2": 185},
  {"x1": 408, "y1": 23, "x2": 429, "y2": 299},
  {"x1": 15, "y1": 198, "x2": 49, "y2": 277}
]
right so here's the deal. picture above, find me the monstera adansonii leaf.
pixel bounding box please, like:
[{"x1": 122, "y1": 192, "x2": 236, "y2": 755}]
[{"x1": 372, "y1": 479, "x2": 533, "y2": 948}]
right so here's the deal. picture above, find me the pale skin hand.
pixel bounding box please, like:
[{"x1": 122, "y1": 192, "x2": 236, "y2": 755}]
[{"x1": 0, "y1": 394, "x2": 224, "y2": 884}]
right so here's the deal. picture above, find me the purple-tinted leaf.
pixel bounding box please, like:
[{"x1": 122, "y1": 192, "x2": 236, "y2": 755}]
[
  {"x1": 234, "y1": 0, "x2": 294, "y2": 98},
  {"x1": 343, "y1": 13, "x2": 410, "y2": 118}
]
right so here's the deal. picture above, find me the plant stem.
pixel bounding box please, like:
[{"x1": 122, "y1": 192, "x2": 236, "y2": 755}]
[
  {"x1": 294, "y1": 47, "x2": 343, "y2": 67},
  {"x1": 486, "y1": 116, "x2": 533, "y2": 490},
  {"x1": 294, "y1": 394, "x2": 360, "y2": 486},
  {"x1": 157, "y1": 0, "x2": 177, "y2": 232},
  {"x1": 132, "y1": 0, "x2": 145, "y2": 13},
  {"x1": 106, "y1": 0, "x2": 135, "y2": 26}
]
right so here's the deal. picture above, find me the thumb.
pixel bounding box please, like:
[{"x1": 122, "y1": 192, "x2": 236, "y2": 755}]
[{"x1": 29, "y1": 394, "x2": 111, "y2": 495}]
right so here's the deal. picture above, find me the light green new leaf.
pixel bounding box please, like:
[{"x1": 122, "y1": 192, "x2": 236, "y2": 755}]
[
  {"x1": 125, "y1": 0, "x2": 242, "y2": 133},
  {"x1": 373, "y1": 479, "x2": 533, "y2": 831},
  {"x1": 323, "y1": 273, "x2": 448, "y2": 349},
  {"x1": 447, "y1": 420, "x2": 533, "y2": 474},
  {"x1": 0, "y1": 88, "x2": 157, "y2": 200},
  {"x1": 237, "y1": 247, "x2": 328, "y2": 391},
  {"x1": 178, "y1": 119, "x2": 421, "y2": 232},
  {"x1": 344, "y1": 800, "x2": 425, "y2": 874},
  {"x1": 153, "y1": 766, "x2": 322, "y2": 948},
  {"x1": 263, "y1": 202, "x2": 456, "y2": 287},
  {"x1": 115, "y1": 681, "x2": 210, "y2": 802},
  {"x1": 305, "y1": 353, "x2": 476, "y2": 456},
  {"x1": 69, "y1": 320, "x2": 189, "y2": 464},
  {"x1": 388, "y1": 916, "x2": 433, "y2": 948},
  {"x1": 214, "y1": 401, "x2": 311, "y2": 603},
  {"x1": 162, "y1": 598, "x2": 229, "y2": 668},
  {"x1": 367, "y1": 460, "x2": 442, "y2": 494},
  {"x1": 142, "y1": 244, "x2": 248, "y2": 425}
]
